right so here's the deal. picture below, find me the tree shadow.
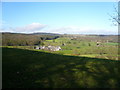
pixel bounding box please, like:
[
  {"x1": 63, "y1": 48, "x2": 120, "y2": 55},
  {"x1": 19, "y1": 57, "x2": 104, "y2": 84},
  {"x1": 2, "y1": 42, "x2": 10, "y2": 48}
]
[{"x1": 2, "y1": 47, "x2": 120, "y2": 88}]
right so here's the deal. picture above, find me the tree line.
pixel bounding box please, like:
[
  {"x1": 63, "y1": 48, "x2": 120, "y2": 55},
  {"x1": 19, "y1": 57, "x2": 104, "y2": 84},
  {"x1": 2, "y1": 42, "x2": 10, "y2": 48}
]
[{"x1": 2, "y1": 33, "x2": 60, "y2": 46}]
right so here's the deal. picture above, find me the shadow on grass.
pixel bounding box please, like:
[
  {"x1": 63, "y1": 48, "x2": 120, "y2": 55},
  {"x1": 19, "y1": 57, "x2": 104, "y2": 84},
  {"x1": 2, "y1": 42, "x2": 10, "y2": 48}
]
[{"x1": 2, "y1": 47, "x2": 120, "y2": 88}]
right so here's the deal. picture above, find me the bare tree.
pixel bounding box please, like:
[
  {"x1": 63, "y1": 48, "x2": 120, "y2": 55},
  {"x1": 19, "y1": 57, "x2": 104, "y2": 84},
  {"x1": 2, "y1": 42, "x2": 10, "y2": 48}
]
[{"x1": 109, "y1": 1, "x2": 120, "y2": 26}]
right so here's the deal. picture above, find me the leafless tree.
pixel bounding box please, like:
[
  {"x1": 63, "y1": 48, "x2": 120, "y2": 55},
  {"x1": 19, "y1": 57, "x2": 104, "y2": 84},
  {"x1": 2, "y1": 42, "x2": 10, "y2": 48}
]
[{"x1": 109, "y1": 1, "x2": 120, "y2": 26}]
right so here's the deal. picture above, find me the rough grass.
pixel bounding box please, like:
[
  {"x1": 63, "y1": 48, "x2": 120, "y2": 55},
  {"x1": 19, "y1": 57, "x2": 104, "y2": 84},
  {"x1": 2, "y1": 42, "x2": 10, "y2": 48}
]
[{"x1": 2, "y1": 47, "x2": 120, "y2": 88}]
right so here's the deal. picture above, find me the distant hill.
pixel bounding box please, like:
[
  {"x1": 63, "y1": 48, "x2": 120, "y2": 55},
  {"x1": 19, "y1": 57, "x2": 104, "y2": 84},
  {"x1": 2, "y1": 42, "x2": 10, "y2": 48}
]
[
  {"x1": 2, "y1": 32, "x2": 61, "y2": 36},
  {"x1": 32, "y1": 32, "x2": 61, "y2": 36},
  {"x1": 1, "y1": 32, "x2": 119, "y2": 46},
  {"x1": 2, "y1": 32, "x2": 61, "y2": 46}
]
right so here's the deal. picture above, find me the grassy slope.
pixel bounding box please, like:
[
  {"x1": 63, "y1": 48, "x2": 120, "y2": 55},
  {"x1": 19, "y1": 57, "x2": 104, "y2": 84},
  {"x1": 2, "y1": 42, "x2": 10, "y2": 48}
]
[
  {"x1": 44, "y1": 37, "x2": 119, "y2": 60},
  {"x1": 2, "y1": 47, "x2": 120, "y2": 88}
]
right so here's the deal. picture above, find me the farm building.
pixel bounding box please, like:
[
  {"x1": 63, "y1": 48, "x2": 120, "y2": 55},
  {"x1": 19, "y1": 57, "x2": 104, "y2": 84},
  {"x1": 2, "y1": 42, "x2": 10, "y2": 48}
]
[
  {"x1": 47, "y1": 46, "x2": 61, "y2": 51},
  {"x1": 96, "y1": 41, "x2": 101, "y2": 46},
  {"x1": 34, "y1": 45, "x2": 61, "y2": 51}
]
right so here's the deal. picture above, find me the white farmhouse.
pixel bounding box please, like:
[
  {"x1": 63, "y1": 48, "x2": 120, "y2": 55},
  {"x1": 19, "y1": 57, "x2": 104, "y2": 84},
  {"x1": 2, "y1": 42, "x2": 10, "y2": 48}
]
[{"x1": 34, "y1": 45, "x2": 61, "y2": 51}]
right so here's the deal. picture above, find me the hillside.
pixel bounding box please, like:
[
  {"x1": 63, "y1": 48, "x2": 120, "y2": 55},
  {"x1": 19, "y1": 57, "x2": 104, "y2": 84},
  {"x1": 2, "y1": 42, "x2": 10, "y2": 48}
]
[
  {"x1": 2, "y1": 47, "x2": 120, "y2": 88},
  {"x1": 2, "y1": 32, "x2": 60, "y2": 46},
  {"x1": 2, "y1": 32, "x2": 119, "y2": 46}
]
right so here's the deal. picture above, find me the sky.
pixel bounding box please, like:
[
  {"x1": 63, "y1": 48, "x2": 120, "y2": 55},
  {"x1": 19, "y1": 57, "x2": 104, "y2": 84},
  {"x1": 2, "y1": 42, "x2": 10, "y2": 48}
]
[{"x1": 1, "y1": 2, "x2": 119, "y2": 34}]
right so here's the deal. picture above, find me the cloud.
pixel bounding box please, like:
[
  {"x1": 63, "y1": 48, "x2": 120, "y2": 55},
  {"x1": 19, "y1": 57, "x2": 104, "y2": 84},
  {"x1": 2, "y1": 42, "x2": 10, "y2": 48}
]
[
  {"x1": 1, "y1": 23, "x2": 47, "y2": 33},
  {"x1": 15, "y1": 23, "x2": 47, "y2": 32},
  {"x1": 1, "y1": 23, "x2": 117, "y2": 35},
  {"x1": 46, "y1": 25, "x2": 118, "y2": 35}
]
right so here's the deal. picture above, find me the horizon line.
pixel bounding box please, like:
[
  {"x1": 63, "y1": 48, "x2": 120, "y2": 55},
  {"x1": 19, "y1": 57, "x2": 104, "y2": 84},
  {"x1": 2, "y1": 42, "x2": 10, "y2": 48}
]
[{"x1": 1, "y1": 31, "x2": 119, "y2": 35}]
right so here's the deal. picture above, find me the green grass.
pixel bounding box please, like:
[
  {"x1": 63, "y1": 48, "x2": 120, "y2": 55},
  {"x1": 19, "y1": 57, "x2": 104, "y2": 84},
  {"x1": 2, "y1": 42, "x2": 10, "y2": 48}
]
[
  {"x1": 104, "y1": 42, "x2": 119, "y2": 45},
  {"x1": 43, "y1": 37, "x2": 119, "y2": 60},
  {"x1": 3, "y1": 35, "x2": 119, "y2": 60},
  {"x1": 2, "y1": 47, "x2": 120, "y2": 88}
]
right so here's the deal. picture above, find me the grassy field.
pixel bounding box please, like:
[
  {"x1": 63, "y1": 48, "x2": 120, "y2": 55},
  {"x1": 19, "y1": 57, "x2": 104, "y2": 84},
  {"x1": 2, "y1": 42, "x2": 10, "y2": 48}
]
[
  {"x1": 3, "y1": 36, "x2": 119, "y2": 60},
  {"x1": 44, "y1": 37, "x2": 119, "y2": 60},
  {"x1": 2, "y1": 47, "x2": 120, "y2": 88},
  {"x1": 2, "y1": 35, "x2": 120, "y2": 88}
]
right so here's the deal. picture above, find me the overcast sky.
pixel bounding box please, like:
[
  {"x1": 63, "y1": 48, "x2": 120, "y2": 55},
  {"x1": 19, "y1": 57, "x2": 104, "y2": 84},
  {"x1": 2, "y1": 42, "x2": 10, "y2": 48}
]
[{"x1": 1, "y1": 2, "x2": 118, "y2": 34}]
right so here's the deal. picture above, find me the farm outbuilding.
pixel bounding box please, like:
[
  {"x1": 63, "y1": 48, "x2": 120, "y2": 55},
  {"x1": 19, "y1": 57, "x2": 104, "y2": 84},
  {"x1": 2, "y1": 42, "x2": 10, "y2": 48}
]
[{"x1": 34, "y1": 45, "x2": 61, "y2": 51}]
